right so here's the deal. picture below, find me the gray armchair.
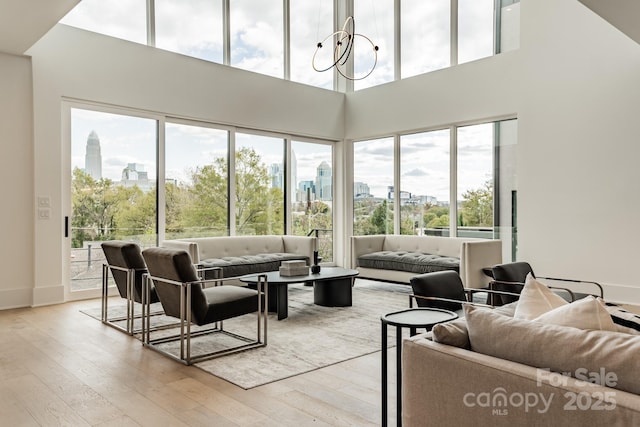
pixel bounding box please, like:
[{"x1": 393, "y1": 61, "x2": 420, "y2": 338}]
[
  {"x1": 409, "y1": 270, "x2": 520, "y2": 317},
  {"x1": 141, "y1": 247, "x2": 268, "y2": 365},
  {"x1": 101, "y1": 240, "x2": 159, "y2": 335},
  {"x1": 490, "y1": 261, "x2": 604, "y2": 305}
]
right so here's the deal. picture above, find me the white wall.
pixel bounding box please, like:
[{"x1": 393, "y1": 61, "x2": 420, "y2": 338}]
[
  {"x1": 347, "y1": 0, "x2": 640, "y2": 303},
  {"x1": 0, "y1": 53, "x2": 34, "y2": 308}
]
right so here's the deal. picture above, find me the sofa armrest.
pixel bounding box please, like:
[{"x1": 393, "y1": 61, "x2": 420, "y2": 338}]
[
  {"x1": 350, "y1": 235, "x2": 386, "y2": 268},
  {"x1": 460, "y1": 240, "x2": 502, "y2": 289},
  {"x1": 282, "y1": 235, "x2": 316, "y2": 262},
  {"x1": 160, "y1": 240, "x2": 200, "y2": 264},
  {"x1": 402, "y1": 337, "x2": 640, "y2": 426}
]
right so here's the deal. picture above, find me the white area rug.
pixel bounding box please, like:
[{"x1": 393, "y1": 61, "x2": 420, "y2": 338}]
[{"x1": 83, "y1": 280, "x2": 411, "y2": 389}]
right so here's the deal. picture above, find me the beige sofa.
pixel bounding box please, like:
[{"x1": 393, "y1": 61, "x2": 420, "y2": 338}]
[
  {"x1": 351, "y1": 235, "x2": 502, "y2": 289},
  {"x1": 161, "y1": 235, "x2": 315, "y2": 280},
  {"x1": 402, "y1": 302, "x2": 640, "y2": 426}
]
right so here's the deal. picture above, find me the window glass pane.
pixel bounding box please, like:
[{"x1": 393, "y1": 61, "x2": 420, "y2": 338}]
[
  {"x1": 401, "y1": 0, "x2": 450, "y2": 78},
  {"x1": 458, "y1": 0, "x2": 494, "y2": 64},
  {"x1": 60, "y1": 0, "x2": 147, "y2": 44},
  {"x1": 230, "y1": 0, "x2": 284, "y2": 78},
  {"x1": 291, "y1": 141, "x2": 333, "y2": 262},
  {"x1": 499, "y1": 0, "x2": 520, "y2": 53},
  {"x1": 291, "y1": 0, "x2": 333, "y2": 89},
  {"x1": 70, "y1": 108, "x2": 157, "y2": 291},
  {"x1": 354, "y1": 0, "x2": 394, "y2": 90},
  {"x1": 456, "y1": 123, "x2": 493, "y2": 238},
  {"x1": 165, "y1": 123, "x2": 229, "y2": 239},
  {"x1": 353, "y1": 138, "x2": 394, "y2": 236},
  {"x1": 235, "y1": 133, "x2": 285, "y2": 235},
  {"x1": 155, "y1": 0, "x2": 223, "y2": 63},
  {"x1": 400, "y1": 130, "x2": 450, "y2": 236},
  {"x1": 496, "y1": 119, "x2": 518, "y2": 261}
]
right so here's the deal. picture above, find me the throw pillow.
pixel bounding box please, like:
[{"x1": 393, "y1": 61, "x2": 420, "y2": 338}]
[
  {"x1": 464, "y1": 304, "x2": 640, "y2": 395},
  {"x1": 513, "y1": 273, "x2": 567, "y2": 320},
  {"x1": 533, "y1": 295, "x2": 618, "y2": 332},
  {"x1": 431, "y1": 301, "x2": 518, "y2": 349},
  {"x1": 431, "y1": 317, "x2": 470, "y2": 349}
]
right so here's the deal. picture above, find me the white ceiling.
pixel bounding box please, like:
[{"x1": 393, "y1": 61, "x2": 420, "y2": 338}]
[
  {"x1": 0, "y1": 0, "x2": 80, "y2": 55},
  {"x1": 579, "y1": 0, "x2": 640, "y2": 45}
]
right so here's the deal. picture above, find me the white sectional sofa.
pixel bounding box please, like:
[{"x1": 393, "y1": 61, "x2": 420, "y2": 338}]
[
  {"x1": 351, "y1": 234, "x2": 502, "y2": 289},
  {"x1": 161, "y1": 235, "x2": 316, "y2": 280}
]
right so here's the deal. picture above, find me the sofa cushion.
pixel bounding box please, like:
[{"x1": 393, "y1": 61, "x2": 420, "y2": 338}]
[
  {"x1": 200, "y1": 253, "x2": 309, "y2": 279},
  {"x1": 514, "y1": 273, "x2": 568, "y2": 320},
  {"x1": 358, "y1": 251, "x2": 459, "y2": 274},
  {"x1": 533, "y1": 295, "x2": 618, "y2": 332},
  {"x1": 464, "y1": 304, "x2": 640, "y2": 395}
]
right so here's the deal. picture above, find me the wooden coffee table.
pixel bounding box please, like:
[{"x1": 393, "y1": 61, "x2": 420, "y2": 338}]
[{"x1": 240, "y1": 267, "x2": 359, "y2": 320}]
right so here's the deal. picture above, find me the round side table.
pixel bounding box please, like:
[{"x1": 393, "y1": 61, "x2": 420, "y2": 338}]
[{"x1": 381, "y1": 308, "x2": 458, "y2": 426}]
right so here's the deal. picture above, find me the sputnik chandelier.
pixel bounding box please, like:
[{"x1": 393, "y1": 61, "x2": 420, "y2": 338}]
[{"x1": 312, "y1": 16, "x2": 379, "y2": 81}]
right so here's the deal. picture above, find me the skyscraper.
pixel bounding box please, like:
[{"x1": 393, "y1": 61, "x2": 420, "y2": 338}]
[
  {"x1": 316, "y1": 161, "x2": 332, "y2": 201},
  {"x1": 84, "y1": 130, "x2": 102, "y2": 179}
]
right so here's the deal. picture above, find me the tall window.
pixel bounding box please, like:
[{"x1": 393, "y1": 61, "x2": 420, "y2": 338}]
[
  {"x1": 70, "y1": 108, "x2": 157, "y2": 291},
  {"x1": 353, "y1": 137, "x2": 394, "y2": 235},
  {"x1": 456, "y1": 123, "x2": 493, "y2": 238},
  {"x1": 353, "y1": 119, "x2": 518, "y2": 261},
  {"x1": 230, "y1": 0, "x2": 284, "y2": 78},
  {"x1": 354, "y1": 0, "x2": 394, "y2": 90},
  {"x1": 60, "y1": 1, "x2": 518, "y2": 90},
  {"x1": 400, "y1": 130, "x2": 451, "y2": 236},
  {"x1": 155, "y1": 0, "x2": 223, "y2": 63},
  {"x1": 291, "y1": 0, "x2": 333, "y2": 89},
  {"x1": 234, "y1": 133, "x2": 285, "y2": 235},
  {"x1": 60, "y1": 0, "x2": 146, "y2": 44},
  {"x1": 291, "y1": 141, "x2": 333, "y2": 262},
  {"x1": 458, "y1": 0, "x2": 494, "y2": 64},
  {"x1": 401, "y1": 0, "x2": 450, "y2": 78},
  {"x1": 165, "y1": 122, "x2": 229, "y2": 239}
]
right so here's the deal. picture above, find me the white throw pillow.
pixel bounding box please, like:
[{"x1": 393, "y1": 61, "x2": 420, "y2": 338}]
[
  {"x1": 513, "y1": 273, "x2": 568, "y2": 320},
  {"x1": 533, "y1": 295, "x2": 618, "y2": 331}
]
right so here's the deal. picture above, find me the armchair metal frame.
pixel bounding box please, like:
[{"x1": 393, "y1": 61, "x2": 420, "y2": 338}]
[
  {"x1": 101, "y1": 263, "x2": 144, "y2": 335},
  {"x1": 141, "y1": 272, "x2": 268, "y2": 365},
  {"x1": 409, "y1": 287, "x2": 522, "y2": 310},
  {"x1": 488, "y1": 277, "x2": 604, "y2": 304}
]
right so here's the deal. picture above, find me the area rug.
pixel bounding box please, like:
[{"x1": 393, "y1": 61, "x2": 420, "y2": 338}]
[{"x1": 82, "y1": 280, "x2": 411, "y2": 389}]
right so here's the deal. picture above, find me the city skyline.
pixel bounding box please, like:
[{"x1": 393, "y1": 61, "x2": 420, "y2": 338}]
[{"x1": 72, "y1": 109, "x2": 493, "y2": 205}]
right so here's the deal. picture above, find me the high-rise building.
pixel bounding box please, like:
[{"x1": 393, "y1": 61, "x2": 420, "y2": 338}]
[
  {"x1": 84, "y1": 130, "x2": 102, "y2": 180},
  {"x1": 269, "y1": 163, "x2": 284, "y2": 190},
  {"x1": 354, "y1": 181, "x2": 371, "y2": 197},
  {"x1": 121, "y1": 163, "x2": 152, "y2": 191},
  {"x1": 316, "y1": 161, "x2": 332, "y2": 201}
]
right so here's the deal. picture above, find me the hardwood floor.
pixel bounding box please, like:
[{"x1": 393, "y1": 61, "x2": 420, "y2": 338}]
[{"x1": 0, "y1": 299, "x2": 397, "y2": 426}]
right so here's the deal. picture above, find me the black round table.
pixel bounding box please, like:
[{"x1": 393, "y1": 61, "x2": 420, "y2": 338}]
[{"x1": 381, "y1": 308, "x2": 458, "y2": 426}]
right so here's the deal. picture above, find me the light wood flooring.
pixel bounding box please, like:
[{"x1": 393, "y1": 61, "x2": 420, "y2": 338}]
[{"x1": 0, "y1": 298, "x2": 398, "y2": 426}]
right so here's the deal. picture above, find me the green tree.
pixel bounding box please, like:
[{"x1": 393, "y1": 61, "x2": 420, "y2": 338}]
[
  {"x1": 180, "y1": 146, "x2": 283, "y2": 235},
  {"x1": 461, "y1": 180, "x2": 493, "y2": 227},
  {"x1": 114, "y1": 186, "x2": 156, "y2": 240},
  {"x1": 71, "y1": 168, "x2": 120, "y2": 247},
  {"x1": 370, "y1": 199, "x2": 393, "y2": 234}
]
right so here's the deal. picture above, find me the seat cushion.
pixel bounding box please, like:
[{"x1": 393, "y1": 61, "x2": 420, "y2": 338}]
[
  {"x1": 358, "y1": 251, "x2": 460, "y2": 274},
  {"x1": 200, "y1": 253, "x2": 309, "y2": 279},
  {"x1": 198, "y1": 285, "x2": 259, "y2": 325}
]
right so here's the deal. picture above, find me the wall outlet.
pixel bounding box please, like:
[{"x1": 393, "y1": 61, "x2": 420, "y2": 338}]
[{"x1": 38, "y1": 208, "x2": 51, "y2": 220}]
